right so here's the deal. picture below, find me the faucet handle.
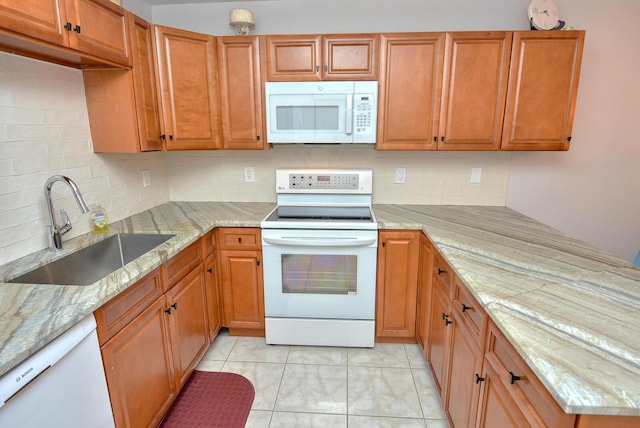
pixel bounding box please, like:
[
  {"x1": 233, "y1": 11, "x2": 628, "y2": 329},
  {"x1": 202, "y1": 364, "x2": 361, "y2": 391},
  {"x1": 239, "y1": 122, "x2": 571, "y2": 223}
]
[{"x1": 59, "y1": 208, "x2": 72, "y2": 235}]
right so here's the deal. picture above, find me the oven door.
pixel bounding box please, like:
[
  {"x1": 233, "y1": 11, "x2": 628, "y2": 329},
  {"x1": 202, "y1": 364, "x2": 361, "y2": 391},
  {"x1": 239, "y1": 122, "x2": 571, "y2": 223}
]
[{"x1": 262, "y1": 229, "x2": 377, "y2": 320}]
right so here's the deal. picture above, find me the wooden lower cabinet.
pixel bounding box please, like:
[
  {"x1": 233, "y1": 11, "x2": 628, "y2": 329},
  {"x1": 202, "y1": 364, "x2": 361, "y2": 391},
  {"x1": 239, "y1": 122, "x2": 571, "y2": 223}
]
[
  {"x1": 416, "y1": 234, "x2": 434, "y2": 355},
  {"x1": 96, "y1": 240, "x2": 210, "y2": 428},
  {"x1": 204, "y1": 253, "x2": 222, "y2": 341},
  {"x1": 428, "y1": 275, "x2": 452, "y2": 393},
  {"x1": 218, "y1": 228, "x2": 264, "y2": 335},
  {"x1": 165, "y1": 265, "x2": 209, "y2": 390},
  {"x1": 475, "y1": 361, "x2": 529, "y2": 427},
  {"x1": 100, "y1": 295, "x2": 175, "y2": 428},
  {"x1": 375, "y1": 230, "x2": 420, "y2": 341}
]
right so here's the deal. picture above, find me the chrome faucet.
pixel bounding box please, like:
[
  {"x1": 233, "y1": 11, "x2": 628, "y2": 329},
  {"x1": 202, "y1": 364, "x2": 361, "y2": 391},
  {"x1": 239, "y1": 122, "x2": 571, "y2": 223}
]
[{"x1": 45, "y1": 175, "x2": 89, "y2": 251}]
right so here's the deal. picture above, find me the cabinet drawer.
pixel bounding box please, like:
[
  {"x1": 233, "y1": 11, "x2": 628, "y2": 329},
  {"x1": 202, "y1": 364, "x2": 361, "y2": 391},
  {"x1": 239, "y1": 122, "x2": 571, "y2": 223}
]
[
  {"x1": 454, "y1": 278, "x2": 488, "y2": 349},
  {"x1": 163, "y1": 240, "x2": 202, "y2": 289},
  {"x1": 433, "y1": 251, "x2": 453, "y2": 292},
  {"x1": 485, "y1": 321, "x2": 576, "y2": 428},
  {"x1": 201, "y1": 229, "x2": 217, "y2": 256},
  {"x1": 218, "y1": 228, "x2": 261, "y2": 250},
  {"x1": 94, "y1": 268, "x2": 163, "y2": 345}
]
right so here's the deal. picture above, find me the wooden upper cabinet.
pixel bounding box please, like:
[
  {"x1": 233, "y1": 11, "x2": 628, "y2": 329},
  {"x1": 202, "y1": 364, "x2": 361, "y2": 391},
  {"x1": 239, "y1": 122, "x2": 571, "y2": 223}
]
[
  {"x1": 217, "y1": 36, "x2": 264, "y2": 149},
  {"x1": 438, "y1": 32, "x2": 512, "y2": 150},
  {"x1": 0, "y1": 0, "x2": 69, "y2": 46},
  {"x1": 155, "y1": 25, "x2": 221, "y2": 150},
  {"x1": 265, "y1": 34, "x2": 378, "y2": 81},
  {"x1": 84, "y1": 14, "x2": 161, "y2": 152},
  {"x1": 501, "y1": 30, "x2": 585, "y2": 151},
  {"x1": 0, "y1": 0, "x2": 130, "y2": 66},
  {"x1": 377, "y1": 33, "x2": 445, "y2": 150},
  {"x1": 64, "y1": 0, "x2": 130, "y2": 66}
]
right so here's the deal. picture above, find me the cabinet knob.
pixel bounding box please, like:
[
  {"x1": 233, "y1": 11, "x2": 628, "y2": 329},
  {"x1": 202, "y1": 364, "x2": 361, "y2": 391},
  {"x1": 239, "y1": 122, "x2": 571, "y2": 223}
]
[
  {"x1": 64, "y1": 22, "x2": 72, "y2": 31},
  {"x1": 316, "y1": 65, "x2": 320, "y2": 72},
  {"x1": 437, "y1": 267, "x2": 445, "y2": 275},
  {"x1": 324, "y1": 65, "x2": 328, "y2": 72},
  {"x1": 164, "y1": 307, "x2": 172, "y2": 315},
  {"x1": 161, "y1": 134, "x2": 166, "y2": 140},
  {"x1": 171, "y1": 302, "x2": 178, "y2": 310},
  {"x1": 461, "y1": 303, "x2": 470, "y2": 313},
  {"x1": 440, "y1": 136, "x2": 445, "y2": 142},
  {"x1": 475, "y1": 374, "x2": 485, "y2": 384},
  {"x1": 433, "y1": 136, "x2": 437, "y2": 143},
  {"x1": 238, "y1": 237, "x2": 242, "y2": 243},
  {"x1": 207, "y1": 268, "x2": 213, "y2": 273},
  {"x1": 567, "y1": 136, "x2": 572, "y2": 142},
  {"x1": 509, "y1": 372, "x2": 522, "y2": 384},
  {"x1": 257, "y1": 260, "x2": 261, "y2": 266},
  {"x1": 169, "y1": 135, "x2": 174, "y2": 141},
  {"x1": 445, "y1": 318, "x2": 452, "y2": 326},
  {"x1": 73, "y1": 25, "x2": 81, "y2": 34}
]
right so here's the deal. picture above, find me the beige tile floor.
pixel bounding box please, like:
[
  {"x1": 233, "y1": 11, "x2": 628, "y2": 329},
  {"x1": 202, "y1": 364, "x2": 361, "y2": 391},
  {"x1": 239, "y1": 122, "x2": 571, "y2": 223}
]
[{"x1": 196, "y1": 330, "x2": 450, "y2": 427}]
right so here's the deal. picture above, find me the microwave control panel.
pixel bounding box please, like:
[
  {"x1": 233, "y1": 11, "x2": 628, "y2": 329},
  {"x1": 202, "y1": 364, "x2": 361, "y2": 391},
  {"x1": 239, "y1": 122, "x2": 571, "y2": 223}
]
[{"x1": 354, "y1": 95, "x2": 374, "y2": 135}]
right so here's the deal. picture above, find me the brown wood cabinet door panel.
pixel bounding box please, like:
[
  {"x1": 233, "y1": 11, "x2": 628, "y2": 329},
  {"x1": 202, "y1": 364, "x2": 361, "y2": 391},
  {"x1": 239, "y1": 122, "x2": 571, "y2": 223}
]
[
  {"x1": 220, "y1": 250, "x2": 264, "y2": 330},
  {"x1": 130, "y1": 15, "x2": 162, "y2": 151},
  {"x1": 445, "y1": 307, "x2": 483, "y2": 428},
  {"x1": 377, "y1": 33, "x2": 444, "y2": 150},
  {"x1": 0, "y1": 0, "x2": 69, "y2": 45},
  {"x1": 323, "y1": 34, "x2": 378, "y2": 80},
  {"x1": 218, "y1": 36, "x2": 263, "y2": 149},
  {"x1": 204, "y1": 254, "x2": 222, "y2": 342},
  {"x1": 476, "y1": 361, "x2": 529, "y2": 428},
  {"x1": 438, "y1": 32, "x2": 511, "y2": 150},
  {"x1": 101, "y1": 296, "x2": 175, "y2": 428},
  {"x1": 428, "y1": 277, "x2": 452, "y2": 394},
  {"x1": 163, "y1": 239, "x2": 203, "y2": 289},
  {"x1": 66, "y1": 0, "x2": 131, "y2": 66},
  {"x1": 416, "y1": 234, "x2": 434, "y2": 356},
  {"x1": 166, "y1": 266, "x2": 209, "y2": 389},
  {"x1": 155, "y1": 25, "x2": 220, "y2": 150},
  {"x1": 501, "y1": 31, "x2": 585, "y2": 151},
  {"x1": 376, "y1": 230, "x2": 419, "y2": 340},
  {"x1": 265, "y1": 35, "x2": 322, "y2": 81}
]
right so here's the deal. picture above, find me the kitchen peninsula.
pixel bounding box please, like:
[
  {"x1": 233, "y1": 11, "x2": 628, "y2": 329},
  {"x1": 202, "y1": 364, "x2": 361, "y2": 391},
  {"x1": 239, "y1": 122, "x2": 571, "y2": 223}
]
[{"x1": 1, "y1": 202, "x2": 639, "y2": 425}]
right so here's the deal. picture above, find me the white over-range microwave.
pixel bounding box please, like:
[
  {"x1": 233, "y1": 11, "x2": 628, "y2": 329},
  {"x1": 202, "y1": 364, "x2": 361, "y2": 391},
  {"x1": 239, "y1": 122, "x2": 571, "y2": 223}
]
[{"x1": 264, "y1": 81, "x2": 378, "y2": 144}]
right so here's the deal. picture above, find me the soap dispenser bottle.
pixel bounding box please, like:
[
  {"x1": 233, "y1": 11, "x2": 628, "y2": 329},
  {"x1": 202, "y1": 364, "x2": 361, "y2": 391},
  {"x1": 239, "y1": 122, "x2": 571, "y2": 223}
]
[{"x1": 91, "y1": 204, "x2": 109, "y2": 234}]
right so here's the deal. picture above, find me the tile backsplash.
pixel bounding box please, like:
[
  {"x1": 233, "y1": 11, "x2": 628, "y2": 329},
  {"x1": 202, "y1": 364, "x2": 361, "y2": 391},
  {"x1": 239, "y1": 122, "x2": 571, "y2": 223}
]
[{"x1": 0, "y1": 52, "x2": 169, "y2": 265}]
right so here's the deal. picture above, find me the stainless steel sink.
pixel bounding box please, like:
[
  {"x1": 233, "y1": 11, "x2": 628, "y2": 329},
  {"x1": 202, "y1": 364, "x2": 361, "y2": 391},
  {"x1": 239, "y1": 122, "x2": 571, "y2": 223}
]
[{"x1": 8, "y1": 233, "x2": 175, "y2": 285}]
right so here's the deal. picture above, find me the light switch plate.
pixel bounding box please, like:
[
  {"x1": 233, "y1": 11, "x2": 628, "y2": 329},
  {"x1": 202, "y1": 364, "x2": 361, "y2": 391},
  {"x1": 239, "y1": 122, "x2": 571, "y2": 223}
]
[
  {"x1": 470, "y1": 168, "x2": 482, "y2": 184},
  {"x1": 244, "y1": 167, "x2": 255, "y2": 183},
  {"x1": 395, "y1": 167, "x2": 406, "y2": 184}
]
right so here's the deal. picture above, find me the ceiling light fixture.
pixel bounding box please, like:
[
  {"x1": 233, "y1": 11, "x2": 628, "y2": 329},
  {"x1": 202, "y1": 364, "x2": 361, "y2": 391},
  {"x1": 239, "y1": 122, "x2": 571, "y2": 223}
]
[{"x1": 229, "y1": 8, "x2": 255, "y2": 35}]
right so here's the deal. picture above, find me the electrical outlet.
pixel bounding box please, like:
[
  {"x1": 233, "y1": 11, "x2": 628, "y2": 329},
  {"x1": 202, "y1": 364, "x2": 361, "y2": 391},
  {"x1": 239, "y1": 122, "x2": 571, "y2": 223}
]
[
  {"x1": 244, "y1": 167, "x2": 255, "y2": 183},
  {"x1": 395, "y1": 167, "x2": 406, "y2": 184},
  {"x1": 470, "y1": 168, "x2": 482, "y2": 184},
  {"x1": 142, "y1": 170, "x2": 151, "y2": 187}
]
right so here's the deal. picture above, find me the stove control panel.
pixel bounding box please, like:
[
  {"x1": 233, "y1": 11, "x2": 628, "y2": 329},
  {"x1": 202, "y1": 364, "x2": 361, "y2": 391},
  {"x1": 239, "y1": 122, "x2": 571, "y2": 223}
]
[
  {"x1": 289, "y1": 173, "x2": 358, "y2": 190},
  {"x1": 275, "y1": 169, "x2": 373, "y2": 194}
]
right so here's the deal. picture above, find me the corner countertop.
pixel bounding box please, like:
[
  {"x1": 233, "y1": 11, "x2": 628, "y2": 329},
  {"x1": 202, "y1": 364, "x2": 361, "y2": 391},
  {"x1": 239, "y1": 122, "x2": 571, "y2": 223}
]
[{"x1": 1, "y1": 202, "x2": 639, "y2": 417}]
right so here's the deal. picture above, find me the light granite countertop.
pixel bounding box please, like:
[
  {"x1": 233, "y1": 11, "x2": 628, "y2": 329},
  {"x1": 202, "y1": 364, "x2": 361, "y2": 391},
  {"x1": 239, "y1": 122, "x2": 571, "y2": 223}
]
[{"x1": 1, "y1": 202, "x2": 639, "y2": 417}]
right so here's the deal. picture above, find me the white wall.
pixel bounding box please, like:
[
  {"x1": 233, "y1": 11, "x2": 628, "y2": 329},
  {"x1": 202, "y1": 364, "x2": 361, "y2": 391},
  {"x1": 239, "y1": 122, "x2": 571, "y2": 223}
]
[
  {"x1": 0, "y1": 52, "x2": 169, "y2": 265},
  {"x1": 154, "y1": 0, "x2": 640, "y2": 262}
]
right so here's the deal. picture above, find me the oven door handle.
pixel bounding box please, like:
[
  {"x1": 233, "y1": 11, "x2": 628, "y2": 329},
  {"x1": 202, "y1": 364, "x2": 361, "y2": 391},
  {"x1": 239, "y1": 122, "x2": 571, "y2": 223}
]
[{"x1": 263, "y1": 236, "x2": 377, "y2": 247}]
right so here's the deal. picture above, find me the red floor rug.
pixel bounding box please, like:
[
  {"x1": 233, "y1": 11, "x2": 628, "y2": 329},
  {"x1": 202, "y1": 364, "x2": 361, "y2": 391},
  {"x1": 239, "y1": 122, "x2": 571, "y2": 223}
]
[{"x1": 160, "y1": 371, "x2": 255, "y2": 428}]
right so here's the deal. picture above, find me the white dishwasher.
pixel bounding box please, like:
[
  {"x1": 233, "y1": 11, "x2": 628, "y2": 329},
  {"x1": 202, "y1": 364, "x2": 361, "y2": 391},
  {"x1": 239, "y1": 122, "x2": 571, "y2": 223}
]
[{"x1": 0, "y1": 315, "x2": 114, "y2": 427}]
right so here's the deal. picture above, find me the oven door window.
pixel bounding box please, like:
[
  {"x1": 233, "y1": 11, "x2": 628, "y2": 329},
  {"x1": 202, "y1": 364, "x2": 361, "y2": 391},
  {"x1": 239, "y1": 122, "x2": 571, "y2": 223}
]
[{"x1": 281, "y1": 254, "x2": 357, "y2": 295}]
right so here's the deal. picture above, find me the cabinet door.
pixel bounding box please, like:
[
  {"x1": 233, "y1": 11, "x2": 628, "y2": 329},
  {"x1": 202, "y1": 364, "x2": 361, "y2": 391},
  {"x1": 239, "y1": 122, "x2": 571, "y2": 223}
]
[
  {"x1": 101, "y1": 296, "x2": 175, "y2": 428},
  {"x1": 416, "y1": 234, "x2": 434, "y2": 356},
  {"x1": 165, "y1": 265, "x2": 209, "y2": 390},
  {"x1": 501, "y1": 30, "x2": 585, "y2": 150},
  {"x1": 155, "y1": 25, "x2": 221, "y2": 150},
  {"x1": 217, "y1": 36, "x2": 263, "y2": 149},
  {"x1": 323, "y1": 34, "x2": 378, "y2": 80},
  {"x1": 476, "y1": 360, "x2": 529, "y2": 428},
  {"x1": 375, "y1": 230, "x2": 420, "y2": 340},
  {"x1": 0, "y1": 0, "x2": 69, "y2": 46},
  {"x1": 445, "y1": 307, "x2": 483, "y2": 428},
  {"x1": 438, "y1": 32, "x2": 511, "y2": 150},
  {"x1": 129, "y1": 15, "x2": 162, "y2": 151},
  {"x1": 377, "y1": 33, "x2": 445, "y2": 150},
  {"x1": 204, "y1": 253, "x2": 222, "y2": 342},
  {"x1": 219, "y1": 249, "x2": 265, "y2": 332},
  {"x1": 428, "y1": 276, "x2": 452, "y2": 394},
  {"x1": 64, "y1": 0, "x2": 131, "y2": 66},
  {"x1": 265, "y1": 35, "x2": 322, "y2": 81}
]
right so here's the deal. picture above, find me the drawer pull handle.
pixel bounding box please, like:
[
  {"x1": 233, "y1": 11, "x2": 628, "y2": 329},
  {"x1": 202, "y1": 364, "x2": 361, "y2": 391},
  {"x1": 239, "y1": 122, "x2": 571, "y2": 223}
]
[
  {"x1": 238, "y1": 237, "x2": 242, "y2": 243},
  {"x1": 445, "y1": 318, "x2": 452, "y2": 326},
  {"x1": 509, "y1": 372, "x2": 522, "y2": 384},
  {"x1": 437, "y1": 268, "x2": 445, "y2": 275},
  {"x1": 461, "y1": 303, "x2": 470, "y2": 312},
  {"x1": 475, "y1": 374, "x2": 485, "y2": 384}
]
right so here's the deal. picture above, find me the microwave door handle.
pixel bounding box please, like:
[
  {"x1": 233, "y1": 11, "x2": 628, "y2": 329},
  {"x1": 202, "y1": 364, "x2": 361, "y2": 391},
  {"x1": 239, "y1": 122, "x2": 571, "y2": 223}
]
[
  {"x1": 346, "y1": 93, "x2": 353, "y2": 135},
  {"x1": 263, "y1": 236, "x2": 376, "y2": 247}
]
